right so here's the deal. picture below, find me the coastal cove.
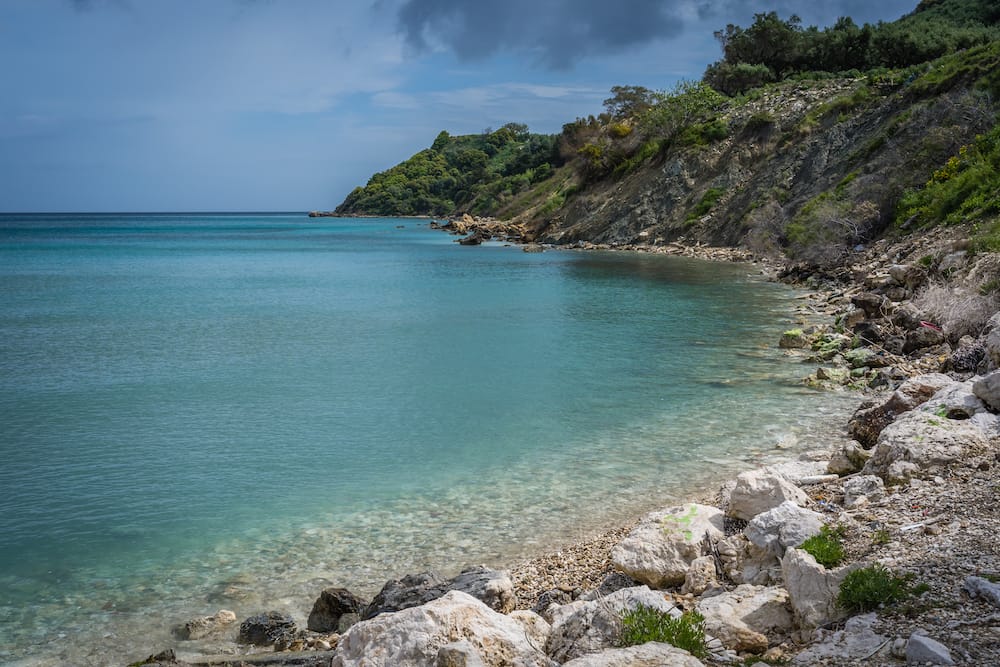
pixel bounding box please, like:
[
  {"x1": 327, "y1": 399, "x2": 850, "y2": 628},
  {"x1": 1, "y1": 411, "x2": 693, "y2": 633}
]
[{"x1": 0, "y1": 213, "x2": 857, "y2": 665}]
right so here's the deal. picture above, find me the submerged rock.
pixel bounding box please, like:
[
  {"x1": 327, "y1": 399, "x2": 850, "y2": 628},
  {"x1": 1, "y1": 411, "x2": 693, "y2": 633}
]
[
  {"x1": 172, "y1": 609, "x2": 236, "y2": 641},
  {"x1": 238, "y1": 610, "x2": 297, "y2": 646},
  {"x1": 308, "y1": 587, "x2": 368, "y2": 633},
  {"x1": 362, "y1": 566, "x2": 515, "y2": 620}
]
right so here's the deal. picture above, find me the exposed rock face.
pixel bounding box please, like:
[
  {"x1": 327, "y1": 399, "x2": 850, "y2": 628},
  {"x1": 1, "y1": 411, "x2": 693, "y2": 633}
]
[
  {"x1": 237, "y1": 611, "x2": 297, "y2": 647},
  {"x1": 308, "y1": 587, "x2": 368, "y2": 633},
  {"x1": 559, "y1": 642, "x2": 706, "y2": 667},
  {"x1": 863, "y1": 410, "x2": 993, "y2": 484},
  {"x1": 847, "y1": 373, "x2": 953, "y2": 448},
  {"x1": 781, "y1": 548, "x2": 863, "y2": 629},
  {"x1": 545, "y1": 586, "x2": 678, "y2": 663},
  {"x1": 728, "y1": 470, "x2": 809, "y2": 521},
  {"x1": 695, "y1": 584, "x2": 793, "y2": 653},
  {"x1": 611, "y1": 504, "x2": 725, "y2": 588},
  {"x1": 362, "y1": 566, "x2": 516, "y2": 620},
  {"x1": 172, "y1": 609, "x2": 236, "y2": 641},
  {"x1": 744, "y1": 501, "x2": 823, "y2": 558},
  {"x1": 333, "y1": 591, "x2": 551, "y2": 667}
]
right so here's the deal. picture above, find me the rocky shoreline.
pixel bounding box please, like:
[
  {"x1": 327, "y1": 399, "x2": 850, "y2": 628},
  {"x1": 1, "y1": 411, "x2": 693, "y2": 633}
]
[{"x1": 134, "y1": 223, "x2": 999, "y2": 667}]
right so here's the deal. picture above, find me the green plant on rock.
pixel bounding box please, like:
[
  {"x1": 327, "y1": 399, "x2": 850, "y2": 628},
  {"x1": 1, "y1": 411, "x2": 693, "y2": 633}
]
[
  {"x1": 618, "y1": 606, "x2": 709, "y2": 658},
  {"x1": 837, "y1": 564, "x2": 920, "y2": 613},
  {"x1": 872, "y1": 528, "x2": 891, "y2": 545},
  {"x1": 801, "y1": 524, "x2": 847, "y2": 568}
]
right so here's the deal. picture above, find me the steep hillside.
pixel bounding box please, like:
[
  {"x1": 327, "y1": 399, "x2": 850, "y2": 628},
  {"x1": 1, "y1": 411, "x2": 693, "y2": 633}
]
[{"x1": 335, "y1": 0, "x2": 1000, "y2": 265}]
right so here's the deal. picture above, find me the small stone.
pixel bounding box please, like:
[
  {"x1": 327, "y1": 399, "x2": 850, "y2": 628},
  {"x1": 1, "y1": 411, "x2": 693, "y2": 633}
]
[{"x1": 906, "y1": 632, "x2": 954, "y2": 665}]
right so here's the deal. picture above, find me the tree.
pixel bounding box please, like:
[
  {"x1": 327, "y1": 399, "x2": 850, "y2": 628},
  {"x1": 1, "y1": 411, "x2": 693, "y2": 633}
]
[{"x1": 603, "y1": 85, "x2": 656, "y2": 119}]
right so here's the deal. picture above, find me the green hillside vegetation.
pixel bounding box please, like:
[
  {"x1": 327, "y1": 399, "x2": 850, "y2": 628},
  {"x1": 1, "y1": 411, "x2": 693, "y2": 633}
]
[
  {"x1": 336, "y1": 0, "x2": 1000, "y2": 265},
  {"x1": 335, "y1": 124, "x2": 560, "y2": 217}
]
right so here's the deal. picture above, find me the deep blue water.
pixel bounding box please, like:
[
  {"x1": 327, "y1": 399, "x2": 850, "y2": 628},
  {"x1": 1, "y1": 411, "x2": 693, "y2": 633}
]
[{"x1": 0, "y1": 213, "x2": 851, "y2": 665}]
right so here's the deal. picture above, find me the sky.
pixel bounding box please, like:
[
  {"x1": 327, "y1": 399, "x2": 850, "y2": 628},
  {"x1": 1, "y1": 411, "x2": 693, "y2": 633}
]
[{"x1": 0, "y1": 0, "x2": 918, "y2": 212}]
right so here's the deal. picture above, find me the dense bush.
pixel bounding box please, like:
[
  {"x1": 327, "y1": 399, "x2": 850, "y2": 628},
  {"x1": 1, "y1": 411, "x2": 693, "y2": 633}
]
[{"x1": 618, "y1": 606, "x2": 708, "y2": 658}]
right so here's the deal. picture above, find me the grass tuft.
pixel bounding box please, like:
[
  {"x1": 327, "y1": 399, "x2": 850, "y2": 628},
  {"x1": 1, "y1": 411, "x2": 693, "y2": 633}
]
[
  {"x1": 801, "y1": 524, "x2": 847, "y2": 568},
  {"x1": 838, "y1": 564, "x2": 921, "y2": 613},
  {"x1": 619, "y1": 606, "x2": 709, "y2": 658}
]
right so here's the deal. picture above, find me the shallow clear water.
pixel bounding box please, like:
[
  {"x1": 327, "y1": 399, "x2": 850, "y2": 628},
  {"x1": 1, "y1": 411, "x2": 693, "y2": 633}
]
[{"x1": 0, "y1": 213, "x2": 853, "y2": 665}]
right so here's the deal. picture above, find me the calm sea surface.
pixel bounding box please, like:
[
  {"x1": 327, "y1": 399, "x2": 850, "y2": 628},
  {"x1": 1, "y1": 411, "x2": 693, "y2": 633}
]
[{"x1": 0, "y1": 213, "x2": 853, "y2": 665}]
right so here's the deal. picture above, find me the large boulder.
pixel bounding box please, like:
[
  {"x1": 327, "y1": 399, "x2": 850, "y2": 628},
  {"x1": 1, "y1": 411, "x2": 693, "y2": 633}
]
[
  {"x1": 695, "y1": 584, "x2": 793, "y2": 653},
  {"x1": 863, "y1": 410, "x2": 993, "y2": 484},
  {"x1": 744, "y1": 501, "x2": 823, "y2": 558},
  {"x1": 546, "y1": 586, "x2": 678, "y2": 663},
  {"x1": 172, "y1": 609, "x2": 236, "y2": 641},
  {"x1": 332, "y1": 591, "x2": 552, "y2": 667},
  {"x1": 361, "y1": 566, "x2": 515, "y2": 620},
  {"x1": 728, "y1": 470, "x2": 809, "y2": 521},
  {"x1": 560, "y1": 642, "x2": 705, "y2": 667},
  {"x1": 781, "y1": 548, "x2": 864, "y2": 629},
  {"x1": 611, "y1": 504, "x2": 725, "y2": 588},
  {"x1": 308, "y1": 587, "x2": 368, "y2": 633},
  {"x1": 847, "y1": 374, "x2": 954, "y2": 448}
]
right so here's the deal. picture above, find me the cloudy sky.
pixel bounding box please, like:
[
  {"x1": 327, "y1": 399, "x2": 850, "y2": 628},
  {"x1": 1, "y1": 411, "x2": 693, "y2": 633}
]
[{"x1": 1, "y1": 0, "x2": 916, "y2": 212}]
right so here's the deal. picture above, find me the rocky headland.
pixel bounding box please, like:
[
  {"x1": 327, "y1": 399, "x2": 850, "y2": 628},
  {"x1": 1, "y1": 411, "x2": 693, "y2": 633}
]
[{"x1": 128, "y1": 222, "x2": 1000, "y2": 667}]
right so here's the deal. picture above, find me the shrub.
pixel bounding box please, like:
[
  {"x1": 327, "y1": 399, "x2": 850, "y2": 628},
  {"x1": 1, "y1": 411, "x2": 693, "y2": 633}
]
[
  {"x1": 686, "y1": 187, "x2": 727, "y2": 224},
  {"x1": 619, "y1": 606, "x2": 709, "y2": 658},
  {"x1": 838, "y1": 564, "x2": 918, "y2": 613},
  {"x1": 801, "y1": 525, "x2": 847, "y2": 568}
]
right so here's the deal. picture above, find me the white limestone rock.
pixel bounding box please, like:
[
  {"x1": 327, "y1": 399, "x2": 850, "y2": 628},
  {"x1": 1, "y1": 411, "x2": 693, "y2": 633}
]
[
  {"x1": 695, "y1": 584, "x2": 793, "y2": 653},
  {"x1": 906, "y1": 631, "x2": 955, "y2": 666},
  {"x1": 827, "y1": 441, "x2": 874, "y2": 476},
  {"x1": 781, "y1": 548, "x2": 864, "y2": 629},
  {"x1": 863, "y1": 410, "x2": 993, "y2": 484},
  {"x1": 546, "y1": 586, "x2": 678, "y2": 663},
  {"x1": 560, "y1": 642, "x2": 705, "y2": 667},
  {"x1": 728, "y1": 470, "x2": 809, "y2": 521},
  {"x1": 843, "y1": 475, "x2": 885, "y2": 509},
  {"x1": 611, "y1": 504, "x2": 725, "y2": 588},
  {"x1": 745, "y1": 501, "x2": 824, "y2": 558},
  {"x1": 509, "y1": 610, "x2": 551, "y2": 652},
  {"x1": 331, "y1": 590, "x2": 552, "y2": 667},
  {"x1": 792, "y1": 613, "x2": 889, "y2": 664},
  {"x1": 682, "y1": 555, "x2": 719, "y2": 596},
  {"x1": 973, "y1": 371, "x2": 1000, "y2": 411}
]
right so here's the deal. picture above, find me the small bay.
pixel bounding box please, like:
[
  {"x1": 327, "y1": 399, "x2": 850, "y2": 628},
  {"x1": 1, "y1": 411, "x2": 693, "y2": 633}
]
[{"x1": 0, "y1": 213, "x2": 853, "y2": 665}]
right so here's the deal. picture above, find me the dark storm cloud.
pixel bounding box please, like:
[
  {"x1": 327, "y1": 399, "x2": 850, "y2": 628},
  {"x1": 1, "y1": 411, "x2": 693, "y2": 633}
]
[
  {"x1": 396, "y1": 0, "x2": 919, "y2": 68},
  {"x1": 396, "y1": 0, "x2": 685, "y2": 69}
]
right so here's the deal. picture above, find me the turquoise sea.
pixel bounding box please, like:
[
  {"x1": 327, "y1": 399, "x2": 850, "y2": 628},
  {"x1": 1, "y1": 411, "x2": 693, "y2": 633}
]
[{"x1": 0, "y1": 213, "x2": 853, "y2": 665}]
